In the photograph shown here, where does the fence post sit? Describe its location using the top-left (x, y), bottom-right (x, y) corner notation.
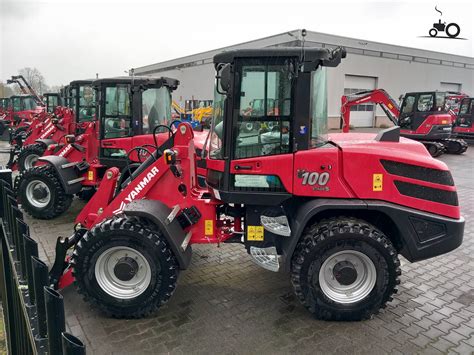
top-left (23, 235), bottom-right (38, 305)
top-left (32, 256), bottom-right (48, 339)
top-left (62, 332), bottom-right (86, 355)
top-left (45, 286), bottom-right (66, 355)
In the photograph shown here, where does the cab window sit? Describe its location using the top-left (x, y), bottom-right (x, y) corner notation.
top-left (417, 94), bottom-right (434, 112)
top-left (141, 87), bottom-right (171, 134)
top-left (78, 85), bottom-right (96, 121)
top-left (103, 85), bottom-right (132, 139)
top-left (12, 97), bottom-right (22, 112)
top-left (459, 99), bottom-right (472, 115)
top-left (401, 95), bottom-right (415, 114)
top-left (234, 59), bottom-right (294, 159)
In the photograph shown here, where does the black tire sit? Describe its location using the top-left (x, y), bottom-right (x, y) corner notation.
top-left (17, 143), bottom-right (46, 172)
top-left (429, 28), bottom-right (437, 37)
top-left (17, 165), bottom-right (73, 219)
top-left (72, 216), bottom-right (179, 318)
top-left (446, 23), bottom-right (460, 38)
top-left (291, 217), bottom-right (400, 321)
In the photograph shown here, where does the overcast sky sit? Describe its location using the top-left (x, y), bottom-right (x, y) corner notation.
top-left (1, 0), bottom-right (472, 87)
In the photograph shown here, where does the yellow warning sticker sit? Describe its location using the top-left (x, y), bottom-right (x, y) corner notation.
top-left (373, 174), bottom-right (383, 191)
top-left (247, 225), bottom-right (264, 241)
top-left (205, 220), bottom-right (213, 235)
top-left (88, 170), bottom-right (94, 181)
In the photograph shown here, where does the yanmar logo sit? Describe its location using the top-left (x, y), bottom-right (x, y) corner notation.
top-left (39, 123), bottom-right (55, 139)
top-left (58, 144), bottom-right (73, 157)
top-left (113, 166), bottom-right (160, 214)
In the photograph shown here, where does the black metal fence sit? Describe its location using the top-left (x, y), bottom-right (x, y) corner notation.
top-left (0, 167), bottom-right (86, 354)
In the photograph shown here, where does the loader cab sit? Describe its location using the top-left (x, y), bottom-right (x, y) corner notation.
top-left (44, 93), bottom-right (61, 113)
top-left (456, 97), bottom-right (473, 128)
top-left (399, 91), bottom-right (447, 131)
top-left (207, 47), bottom-right (346, 204)
top-left (94, 76), bottom-right (178, 167)
top-left (68, 80), bottom-right (96, 122)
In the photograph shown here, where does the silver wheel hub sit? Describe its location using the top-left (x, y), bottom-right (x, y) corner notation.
top-left (24, 154), bottom-right (39, 170)
top-left (25, 180), bottom-right (51, 208)
top-left (319, 250), bottom-right (376, 304)
top-left (95, 246), bottom-right (152, 299)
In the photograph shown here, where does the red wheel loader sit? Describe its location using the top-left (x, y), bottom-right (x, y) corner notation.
top-left (7, 80), bottom-right (95, 172)
top-left (17, 76), bottom-right (208, 219)
top-left (340, 89), bottom-right (468, 157)
top-left (46, 47), bottom-right (463, 321)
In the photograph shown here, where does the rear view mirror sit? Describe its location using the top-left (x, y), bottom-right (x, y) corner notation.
top-left (218, 64), bottom-right (231, 94)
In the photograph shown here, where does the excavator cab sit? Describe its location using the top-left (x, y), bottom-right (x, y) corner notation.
top-left (457, 97), bottom-right (473, 127)
top-left (398, 91), bottom-right (452, 139)
top-left (207, 47), bottom-right (345, 203)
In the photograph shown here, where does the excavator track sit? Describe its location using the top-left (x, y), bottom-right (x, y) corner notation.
top-left (440, 138), bottom-right (468, 155)
top-left (420, 141), bottom-right (446, 157)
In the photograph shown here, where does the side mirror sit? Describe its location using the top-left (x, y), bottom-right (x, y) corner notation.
top-left (218, 64), bottom-right (231, 94)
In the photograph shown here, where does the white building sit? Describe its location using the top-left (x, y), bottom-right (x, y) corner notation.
top-left (134, 29), bottom-right (474, 128)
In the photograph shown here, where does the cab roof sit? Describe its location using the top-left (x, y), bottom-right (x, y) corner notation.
top-left (213, 47), bottom-right (346, 67)
top-left (92, 76), bottom-right (179, 90)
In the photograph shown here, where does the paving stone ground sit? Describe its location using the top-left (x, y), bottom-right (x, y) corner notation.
top-left (1, 138), bottom-right (473, 354)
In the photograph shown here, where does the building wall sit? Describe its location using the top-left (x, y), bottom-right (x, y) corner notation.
top-left (137, 30), bottom-right (473, 129)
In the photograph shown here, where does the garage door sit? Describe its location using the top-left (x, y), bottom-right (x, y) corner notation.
top-left (344, 75), bottom-right (377, 127)
top-left (440, 82), bottom-right (461, 92)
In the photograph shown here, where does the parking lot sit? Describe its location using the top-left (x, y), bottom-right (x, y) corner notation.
top-left (1, 138), bottom-right (473, 355)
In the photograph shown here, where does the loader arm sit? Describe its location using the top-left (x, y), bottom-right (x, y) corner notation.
top-left (341, 89), bottom-right (400, 132)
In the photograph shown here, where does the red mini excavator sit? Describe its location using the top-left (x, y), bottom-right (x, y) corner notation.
top-left (340, 89), bottom-right (468, 157)
top-left (452, 97), bottom-right (474, 143)
top-left (46, 47), bottom-right (463, 322)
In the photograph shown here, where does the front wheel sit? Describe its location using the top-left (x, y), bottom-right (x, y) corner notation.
top-left (429, 28), bottom-right (438, 37)
top-left (72, 216), bottom-right (179, 318)
top-left (17, 165), bottom-right (73, 219)
top-left (291, 217), bottom-right (400, 321)
top-left (17, 143), bottom-right (46, 172)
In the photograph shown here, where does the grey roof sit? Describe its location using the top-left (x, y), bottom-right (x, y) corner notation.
top-left (134, 29), bottom-right (474, 75)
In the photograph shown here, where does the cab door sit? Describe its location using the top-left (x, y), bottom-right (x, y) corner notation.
top-left (99, 85), bottom-right (134, 168)
top-left (399, 94), bottom-right (417, 131)
top-left (226, 59), bottom-right (295, 204)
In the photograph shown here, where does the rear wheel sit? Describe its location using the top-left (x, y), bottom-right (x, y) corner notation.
top-left (17, 143), bottom-right (46, 171)
top-left (17, 165), bottom-right (73, 219)
top-left (72, 216), bottom-right (179, 318)
top-left (291, 217), bottom-right (400, 321)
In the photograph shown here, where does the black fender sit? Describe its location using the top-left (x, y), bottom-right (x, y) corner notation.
top-left (280, 199), bottom-right (367, 272)
top-left (280, 198), bottom-right (464, 272)
top-left (35, 138), bottom-right (56, 148)
top-left (37, 156), bottom-right (82, 195)
top-left (123, 200), bottom-right (192, 270)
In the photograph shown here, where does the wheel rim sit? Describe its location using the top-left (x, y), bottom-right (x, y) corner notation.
top-left (95, 246), bottom-right (152, 299)
top-left (24, 154), bottom-right (39, 170)
top-left (319, 250), bottom-right (376, 304)
top-left (245, 122), bottom-right (254, 132)
top-left (25, 180), bottom-right (51, 208)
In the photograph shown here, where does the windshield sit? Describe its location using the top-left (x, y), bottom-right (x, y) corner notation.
top-left (142, 86), bottom-right (172, 134)
top-left (78, 85), bottom-right (96, 121)
top-left (12, 97), bottom-right (22, 112)
top-left (0, 98), bottom-right (9, 109)
top-left (102, 85), bottom-right (132, 139)
top-left (68, 87), bottom-right (76, 109)
top-left (47, 95), bottom-right (59, 113)
top-left (310, 67), bottom-right (328, 147)
top-left (23, 97), bottom-right (37, 110)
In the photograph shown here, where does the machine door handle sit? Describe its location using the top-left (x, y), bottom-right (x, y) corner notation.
top-left (234, 165), bottom-right (252, 171)
top-left (103, 142), bottom-right (115, 147)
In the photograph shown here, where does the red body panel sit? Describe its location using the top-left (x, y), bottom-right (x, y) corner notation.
top-left (401, 113), bottom-right (452, 135)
